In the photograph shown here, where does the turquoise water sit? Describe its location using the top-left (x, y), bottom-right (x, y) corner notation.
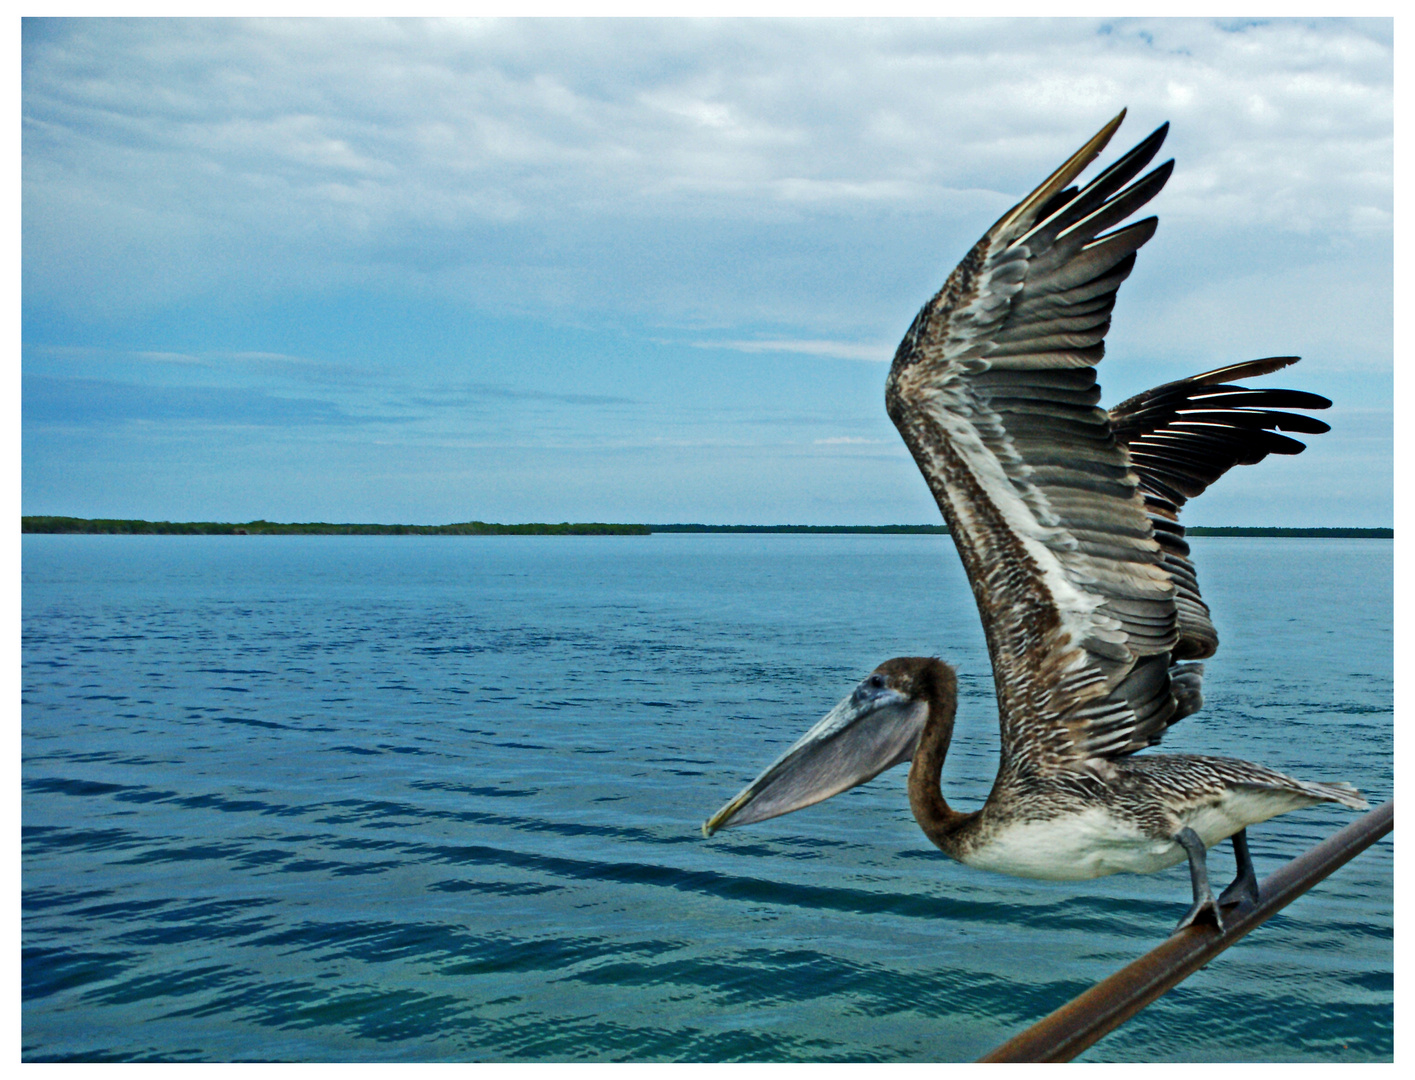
top-left (21, 534), bottom-right (1392, 1061)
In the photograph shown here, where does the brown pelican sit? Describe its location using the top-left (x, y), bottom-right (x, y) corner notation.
top-left (702, 111), bottom-right (1366, 933)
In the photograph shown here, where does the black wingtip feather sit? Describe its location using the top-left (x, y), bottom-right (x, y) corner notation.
top-left (1032, 123), bottom-right (1172, 243)
top-left (1191, 356), bottom-right (1303, 385)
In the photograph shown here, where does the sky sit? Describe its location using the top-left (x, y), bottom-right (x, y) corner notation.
top-left (21, 16), bottom-right (1393, 526)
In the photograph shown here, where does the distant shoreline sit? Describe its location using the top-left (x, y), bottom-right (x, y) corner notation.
top-left (19, 516), bottom-right (1394, 538)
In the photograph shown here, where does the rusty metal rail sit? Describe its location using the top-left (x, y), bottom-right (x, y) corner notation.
top-left (979, 800), bottom-right (1394, 1063)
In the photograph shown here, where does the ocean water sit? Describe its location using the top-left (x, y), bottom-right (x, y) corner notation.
top-left (21, 534), bottom-right (1392, 1062)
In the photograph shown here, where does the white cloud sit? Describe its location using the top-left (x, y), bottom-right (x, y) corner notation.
top-left (698, 339), bottom-right (893, 362)
top-left (23, 18), bottom-right (1392, 328)
top-left (135, 350), bottom-right (207, 365)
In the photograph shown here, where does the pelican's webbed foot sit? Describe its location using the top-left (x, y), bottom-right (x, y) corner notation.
top-left (1172, 827), bottom-right (1223, 934)
top-left (1217, 827), bottom-right (1261, 908)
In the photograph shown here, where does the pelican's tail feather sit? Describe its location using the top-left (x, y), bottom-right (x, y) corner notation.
top-left (1296, 779), bottom-right (1369, 811)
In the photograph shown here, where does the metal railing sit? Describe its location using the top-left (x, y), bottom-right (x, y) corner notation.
top-left (979, 800), bottom-right (1394, 1063)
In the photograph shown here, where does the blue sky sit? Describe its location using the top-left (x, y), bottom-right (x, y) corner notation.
top-left (22, 17), bottom-right (1392, 526)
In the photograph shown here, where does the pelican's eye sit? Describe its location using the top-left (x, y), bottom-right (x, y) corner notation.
top-left (853, 672), bottom-right (890, 706)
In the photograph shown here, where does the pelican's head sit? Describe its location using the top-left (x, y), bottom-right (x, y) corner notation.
top-left (701, 657), bottom-right (955, 837)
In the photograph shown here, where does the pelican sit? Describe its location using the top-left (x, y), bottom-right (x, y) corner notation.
top-left (702, 111), bottom-right (1366, 933)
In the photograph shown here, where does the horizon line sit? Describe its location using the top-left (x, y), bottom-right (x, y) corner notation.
top-left (19, 516), bottom-right (1395, 539)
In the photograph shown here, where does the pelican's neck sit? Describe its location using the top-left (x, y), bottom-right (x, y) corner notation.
top-left (906, 665), bottom-right (974, 858)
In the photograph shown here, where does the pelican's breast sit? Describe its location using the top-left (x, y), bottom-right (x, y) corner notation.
top-left (959, 808), bottom-right (1188, 881)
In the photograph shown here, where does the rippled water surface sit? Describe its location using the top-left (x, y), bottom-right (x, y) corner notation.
top-left (22, 534), bottom-right (1392, 1062)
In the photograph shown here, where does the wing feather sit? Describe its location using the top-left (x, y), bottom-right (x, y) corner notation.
top-left (884, 117), bottom-right (1333, 771)
top-left (1109, 356), bottom-right (1332, 661)
top-left (886, 114), bottom-right (1178, 774)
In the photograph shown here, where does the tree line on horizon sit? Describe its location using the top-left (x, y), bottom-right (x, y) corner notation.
top-left (19, 516), bottom-right (650, 536)
top-left (19, 516), bottom-right (1393, 539)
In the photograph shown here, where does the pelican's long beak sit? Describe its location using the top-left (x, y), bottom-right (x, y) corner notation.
top-left (701, 683), bottom-right (926, 837)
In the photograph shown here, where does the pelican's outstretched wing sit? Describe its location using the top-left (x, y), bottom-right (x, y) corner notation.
top-left (885, 112), bottom-right (1181, 773)
top-left (1109, 357), bottom-right (1332, 659)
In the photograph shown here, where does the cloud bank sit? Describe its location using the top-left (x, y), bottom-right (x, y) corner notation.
top-left (25, 19), bottom-right (1391, 324)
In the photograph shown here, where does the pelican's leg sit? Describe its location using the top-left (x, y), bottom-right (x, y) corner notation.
top-left (1217, 828), bottom-right (1261, 908)
top-left (1172, 827), bottom-right (1223, 934)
